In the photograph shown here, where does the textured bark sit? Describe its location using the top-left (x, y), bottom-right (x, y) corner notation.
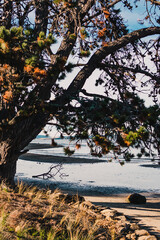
top-left (0, 112), bottom-right (48, 185)
top-left (0, 141), bottom-right (18, 186)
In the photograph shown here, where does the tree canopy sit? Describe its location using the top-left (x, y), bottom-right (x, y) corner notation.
top-left (0, 0), bottom-right (160, 184)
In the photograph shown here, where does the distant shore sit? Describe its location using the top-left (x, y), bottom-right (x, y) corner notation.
top-left (19, 152), bottom-right (107, 164)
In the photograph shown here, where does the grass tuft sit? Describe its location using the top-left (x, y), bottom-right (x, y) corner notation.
top-left (0, 181), bottom-right (144, 240)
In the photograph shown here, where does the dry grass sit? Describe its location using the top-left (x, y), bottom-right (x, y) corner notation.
top-left (0, 182), bottom-right (130, 240)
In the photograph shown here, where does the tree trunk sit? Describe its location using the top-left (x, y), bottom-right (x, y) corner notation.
top-left (0, 141), bottom-right (19, 186)
top-left (0, 113), bottom-right (49, 186)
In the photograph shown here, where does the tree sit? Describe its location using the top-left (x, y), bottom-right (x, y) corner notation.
top-left (0, 0), bottom-right (159, 186)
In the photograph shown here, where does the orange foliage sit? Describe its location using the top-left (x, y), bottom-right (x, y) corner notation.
top-left (0, 39), bottom-right (9, 52)
top-left (24, 65), bottom-right (33, 73)
top-left (3, 64), bottom-right (9, 69)
top-left (34, 67), bottom-right (47, 76)
top-left (3, 90), bottom-right (13, 102)
top-left (34, 67), bottom-right (41, 74)
top-left (100, 21), bottom-right (104, 26)
top-left (103, 9), bottom-right (110, 19)
top-left (121, 132), bottom-right (131, 146)
top-left (102, 41), bottom-right (109, 47)
top-left (33, 67), bottom-right (47, 82)
top-left (75, 144), bottom-right (81, 150)
top-left (98, 28), bottom-right (107, 38)
top-left (0, 76), bottom-right (3, 84)
top-left (80, 32), bottom-right (86, 40)
top-left (124, 140), bottom-right (131, 146)
top-left (13, 47), bottom-right (21, 52)
top-left (24, 65), bottom-right (47, 82)
top-left (40, 69), bottom-right (47, 76)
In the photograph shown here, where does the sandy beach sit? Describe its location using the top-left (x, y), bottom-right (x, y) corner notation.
top-left (19, 143), bottom-right (160, 238)
top-left (84, 193), bottom-right (160, 238)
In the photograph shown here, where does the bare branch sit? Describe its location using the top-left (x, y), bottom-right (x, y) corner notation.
top-left (98, 62), bottom-right (160, 82)
top-left (81, 89), bottom-right (118, 102)
top-left (32, 163), bottom-right (68, 180)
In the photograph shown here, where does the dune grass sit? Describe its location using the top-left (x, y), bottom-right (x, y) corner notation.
top-left (0, 181), bottom-right (119, 240)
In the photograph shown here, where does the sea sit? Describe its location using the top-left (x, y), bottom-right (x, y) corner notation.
top-left (16, 135), bottom-right (160, 195)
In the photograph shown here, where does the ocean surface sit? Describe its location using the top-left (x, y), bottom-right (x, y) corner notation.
top-left (16, 135), bottom-right (160, 195)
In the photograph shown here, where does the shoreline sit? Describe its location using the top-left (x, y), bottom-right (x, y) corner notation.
top-left (18, 144), bottom-right (160, 237)
top-left (85, 193), bottom-right (160, 238)
top-left (15, 177), bottom-right (160, 238)
top-left (19, 152), bottom-right (108, 164)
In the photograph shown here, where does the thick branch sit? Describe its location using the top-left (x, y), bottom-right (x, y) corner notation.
top-left (19, 2), bottom-right (33, 26)
top-left (67, 27), bottom-right (160, 94)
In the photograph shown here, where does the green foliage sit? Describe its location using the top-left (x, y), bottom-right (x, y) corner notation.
top-left (123, 152), bottom-right (134, 161)
top-left (22, 41), bottom-right (28, 49)
top-left (125, 131), bottom-right (138, 144)
top-left (0, 26), bottom-right (10, 41)
top-left (24, 28), bottom-right (32, 36)
top-left (69, 33), bottom-right (76, 40)
top-left (80, 27), bottom-right (89, 39)
top-left (25, 56), bottom-right (39, 67)
top-left (39, 31), bottom-right (46, 40)
top-left (65, 62), bottom-right (74, 73)
top-left (80, 50), bottom-right (90, 57)
top-left (63, 147), bottom-right (75, 156)
top-left (46, 33), bottom-right (56, 44)
top-left (10, 26), bottom-right (23, 37)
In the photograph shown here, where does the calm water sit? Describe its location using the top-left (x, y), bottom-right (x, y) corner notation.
top-left (16, 136), bottom-right (160, 195)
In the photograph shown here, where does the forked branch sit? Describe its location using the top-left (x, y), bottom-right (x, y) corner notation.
top-left (32, 163), bottom-right (68, 180)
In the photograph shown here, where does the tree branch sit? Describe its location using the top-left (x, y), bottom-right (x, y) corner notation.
top-left (147, 0), bottom-right (160, 6)
top-left (98, 62), bottom-right (160, 82)
top-left (108, 0), bottom-right (122, 8)
top-left (32, 163), bottom-right (68, 180)
top-left (66, 27), bottom-right (160, 94)
top-left (81, 89), bottom-right (118, 102)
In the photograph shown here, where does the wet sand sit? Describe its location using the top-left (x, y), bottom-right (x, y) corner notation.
top-left (24, 143), bottom-right (63, 150)
top-left (19, 152), bottom-right (107, 163)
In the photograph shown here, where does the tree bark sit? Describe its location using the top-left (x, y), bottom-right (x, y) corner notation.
top-left (0, 141), bottom-right (18, 186)
top-left (0, 112), bottom-right (48, 186)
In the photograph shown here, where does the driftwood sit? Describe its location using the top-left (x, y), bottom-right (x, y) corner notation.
top-left (32, 163), bottom-right (68, 180)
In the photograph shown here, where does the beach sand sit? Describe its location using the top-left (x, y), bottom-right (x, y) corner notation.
top-left (84, 193), bottom-right (160, 238)
top-left (20, 143), bottom-right (160, 238)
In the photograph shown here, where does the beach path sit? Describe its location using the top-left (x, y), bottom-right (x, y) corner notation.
top-left (85, 193), bottom-right (160, 238)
